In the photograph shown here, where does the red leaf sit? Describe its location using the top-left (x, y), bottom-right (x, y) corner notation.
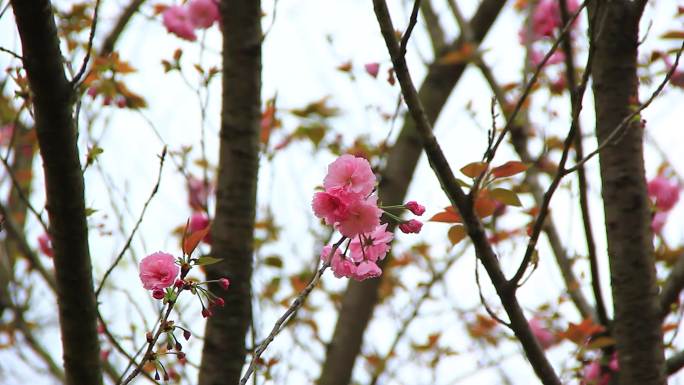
top-left (429, 206), bottom-right (462, 223)
top-left (183, 226), bottom-right (210, 255)
top-left (460, 161), bottom-right (488, 178)
top-left (491, 161), bottom-right (528, 178)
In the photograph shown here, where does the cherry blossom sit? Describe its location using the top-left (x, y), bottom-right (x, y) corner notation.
top-left (187, 0), bottom-right (219, 29)
top-left (399, 219), bottom-right (423, 234)
top-left (162, 5), bottom-right (197, 41)
top-left (349, 223), bottom-right (393, 262)
top-left (139, 252), bottom-right (180, 291)
top-left (323, 154), bottom-right (376, 197)
top-left (529, 317), bottom-right (556, 349)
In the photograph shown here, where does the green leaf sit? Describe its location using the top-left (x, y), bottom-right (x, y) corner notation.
top-left (196, 256), bottom-right (222, 266)
top-left (489, 188), bottom-right (522, 207)
top-left (85, 207), bottom-right (98, 216)
top-left (264, 255), bottom-right (283, 268)
top-left (455, 178), bottom-right (471, 188)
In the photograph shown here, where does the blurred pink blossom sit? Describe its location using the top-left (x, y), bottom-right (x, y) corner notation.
top-left (162, 5), bottom-right (197, 41)
top-left (187, 0), bottom-right (219, 29)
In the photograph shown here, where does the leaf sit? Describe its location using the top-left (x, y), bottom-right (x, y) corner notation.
top-left (429, 206), bottom-right (462, 223)
top-left (460, 162), bottom-right (488, 178)
top-left (455, 178), bottom-right (471, 188)
top-left (661, 30), bottom-right (684, 39)
top-left (264, 255), bottom-right (283, 268)
top-left (558, 318), bottom-right (605, 345)
top-left (183, 225), bottom-right (210, 255)
top-left (196, 256), bottom-right (222, 266)
top-left (474, 195), bottom-right (497, 218)
top-left (491, 161), bottom-right (528, 178)
top-left (448, 225), bottom-right (467, 245)
top-left (489, 188), bottom-right (523, 207)
top-left (437, 43), bottom-right (476, 65)
top-left (85, 207), bottom-right (98, 217)
top-left (585, 336), bottom-right (616, 350)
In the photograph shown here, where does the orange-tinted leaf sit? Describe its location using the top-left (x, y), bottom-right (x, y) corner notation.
top-left (585, 336), bottom-right (616, 350)
top-left (558, 318), bottom-right (605, 345)
top-left (460, 161), bottom-right (488, 178)
top-left (663, 323), bottom-right (679, 333)
top-left (661, 30), bottom-right (684, 39)
top-left (491, 161), bottom-right (528, 178)
top-left (437, 43), bottom-right (476, 65)
top-left (183, 225), bottom-right (210, 255)
top-left (429, 207), bottom-right (462, 223)
top-left (448, 225), bottom-right (467, 245)
top-left (474, 195), bottom-right (497, 218)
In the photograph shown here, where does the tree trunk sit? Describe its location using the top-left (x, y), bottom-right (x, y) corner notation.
top-left (589, 2), bottom-right (665, 384)
top-left (197, 1), bottom-right (261, 384)
top-left (10, 1), bottom-right (103, 384)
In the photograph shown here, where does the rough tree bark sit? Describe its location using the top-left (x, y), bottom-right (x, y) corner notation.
top-left (10, 1), bottom-right (103, 385)
top-left (197, 1), bottom-right (261, 384)
top-left (318, 1), bottom-right (505, 384)
top-left (588, 1), bottom-right (665, 384)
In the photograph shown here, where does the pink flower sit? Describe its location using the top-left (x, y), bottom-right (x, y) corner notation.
top-left (405, 201), bottom-right (425, 216)
top-left (187, 0), bottom-right (219, 29)
top-left (312, 189), bottom-right (352, 225)
top-left (38, 233), bottom-right (53, 257)
top-left (152, 289), bottom-right (165, 300)
top-left (352, 261), bottom-right (382, 281)
top-left (529, 317), bottom-right (555, 349)
top-left (139, 252), bottom-right (179, 290)
top-left (648, 175), bottom-right (680, 212)
top-left (331, 253), bottom-right (356, 278)
top-left (162, 5), bottom-right (197, 41)
top-left (399, 219), bottom-right (423, 234)
top-left (652, 211), bottom-right (668, 234)
top-left (531, 0), bottom-right (579, 40)
top-left (188, 176), bottom-right (211, 211)
top-left (336, 196), bottom-right (381, 238)
top-left (323, 154), bottom-right (376, 197)
top-left (364, 62), bottom-right (380, 78)
top-left (218, 277), bottom-right (230, 289)
top-left (349, 223), bottom-right (393, 262)
top-left (189, 212), bottom-right (212, 244)
top-left (320, 244), bottom-right (343, 264)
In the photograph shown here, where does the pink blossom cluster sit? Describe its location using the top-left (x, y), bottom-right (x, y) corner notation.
top-left (647, 173), bottom-right (680, 234)
top-left (312, 155), bottom-right (424, 281)
top-left (582, 353), bottom-right (618, 385)
top-left (520, 0), bottom-right (579, 68)
top-left (139, 252), bottom-right (180, 298)
top-left (162, 0), bottom-right (220, 41)
top-left (187, 176), bottom-right (212, 244)
top-left (529, 316), bottom-right (557, 349)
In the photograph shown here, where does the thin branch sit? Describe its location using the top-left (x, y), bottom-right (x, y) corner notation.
top-left (96, 146), bottom-right (167, 297)
top-left (371, 1), bottom-right (561, 383)
top-left (399, 0), bottom-right (422, 57)
top-left (72, 0), bottom-right (102, 86)
top-left (100, 0), bottom-right (146, 55)
top-left (557, 0), bottom-right (609, 327)
top-left (485, 1), bottom-right (587, 165)
top-left (14, 312), bottom-right (65, 381)
top-left (0, 154), bottom-right (49, 234)
top-left (419, 0), bottom-right (446, 54)
top-left (563, 40), bottom-right (684, 174)
top-left (0, 46), bottom-right (22, 60)
top-left (239, 237), bottom-right (345, 385)
top-left (509, 27), bottom-right (596, 286)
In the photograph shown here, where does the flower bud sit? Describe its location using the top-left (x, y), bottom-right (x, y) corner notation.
top-left (146, 332), bottom-right (153, 343)
top-left (214, 297), bottom-right (225, 307)
top-left (404, 201), bottom-right (425, 216)
top-left (183, 329), bottom-right (192, 340)
top-left (399, 219), bottom-right (423, 234)
top-left (219, 277), bottom-right (230, 290)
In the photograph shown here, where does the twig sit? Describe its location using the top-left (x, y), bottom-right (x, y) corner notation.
top-left (0, 46), bottom-right (22, 60)
top-left (239, 237), bottom-right (345, 385)
top-left (96, 146), bottom-right (166, 297)
top-left (557, 0), bottom-right (609, 327)
top-left (399, 0), bottom-right (422, 57)
top-left (372, 0), bottom-right (561, 383)
top-left (563, 40), bottom-right (684, 175)
top-left (72, 0), bottom-right (102, 87)
top-left (485, 1), bottom-right (587, 164)
top-left (100, 0), bottom-right (147, 55)
top-left (0, 154), bottom-right (49, 234)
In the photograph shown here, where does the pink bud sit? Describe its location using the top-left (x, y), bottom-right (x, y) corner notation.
top-left (201, 308), bottom-right (213, 318)
top-left (183, 329), bottom-right (192, 340)
top-left (87, 87), bottom-right (98, 98)
top-left (214, 297), bottom-right (225, 307)
top-left (404, 201), bottom-right (425, 216)
top-left (364, 62), bottom-right (380, 78)
top-left (399, 219), bottom-right (423, 234)
top-left (219, 277), bottom-right (230, 290)
top-left (175, 279), bottom-right (184, 288)
top-left (177, 352), bottom-right (186, 360)
top-left (38, 233), bottom-right (54, 257)
top-left (152, 289), bottom-right (165, 300)
top-left (146, 332), bottom-right (153, 343)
